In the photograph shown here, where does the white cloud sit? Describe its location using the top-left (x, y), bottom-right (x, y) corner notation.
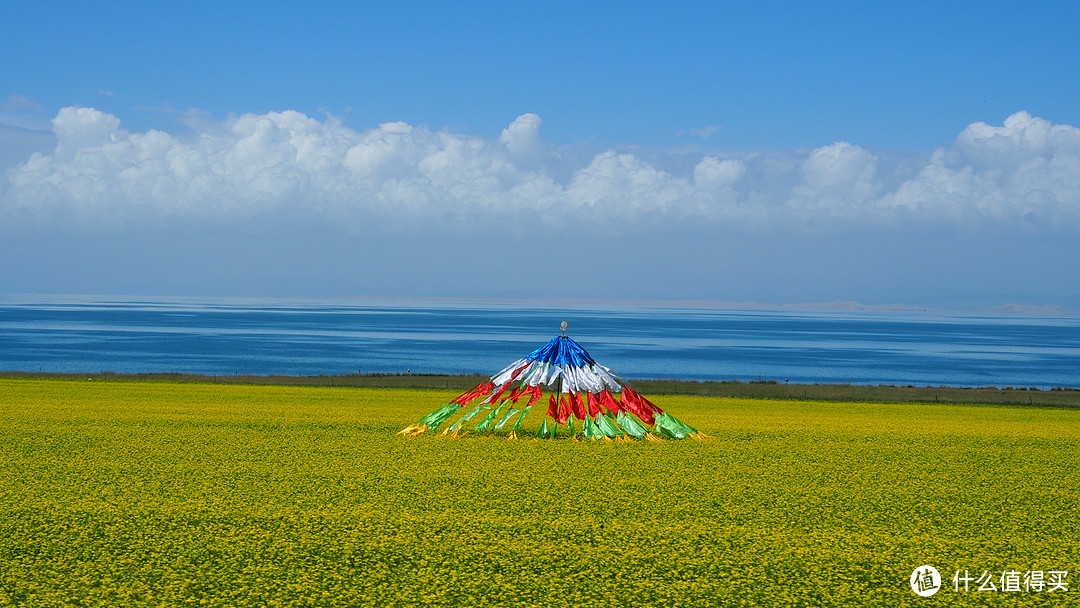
top-left (880, 112), bottom-right (1080, 228)
top-left (786, 142), bottom-right (881, 223)
top-left (694, 156), bottom-right (745, 189)
top-left (3, 108), bottom-right (1080, 236)
top-left (499, 113), bottom-right (549, 168)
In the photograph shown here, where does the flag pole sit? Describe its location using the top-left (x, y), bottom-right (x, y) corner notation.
top-left (551, 319), bottom-right (567, 439)
top-left (552, 375), bottom-right (561, 439)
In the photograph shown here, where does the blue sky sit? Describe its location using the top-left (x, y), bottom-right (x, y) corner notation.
top-left (3, 1), bottom-right (1080, 309)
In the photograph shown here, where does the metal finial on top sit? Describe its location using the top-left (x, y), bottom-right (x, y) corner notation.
top-left (560, 319), bottom-right (567, 336)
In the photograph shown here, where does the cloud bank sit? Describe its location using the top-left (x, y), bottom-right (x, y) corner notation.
top-left (3, 108), bottom-right (1080, 235)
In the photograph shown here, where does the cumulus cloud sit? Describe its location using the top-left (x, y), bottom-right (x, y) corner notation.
top-left (786, 142), bottom-right (881, 222)
top-left (499, 113), bottom-right (549, 168)
top-left (878, 112), bottom-right (1080, 228)
top-left (3, 108), bottom-right (1080, 235)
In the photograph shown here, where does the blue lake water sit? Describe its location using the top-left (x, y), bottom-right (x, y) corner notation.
top-left (1, 295), bottom-right (1078, 388)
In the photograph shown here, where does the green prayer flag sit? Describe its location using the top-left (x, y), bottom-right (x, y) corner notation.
top-left (511, 406), bottom-right (531, 432)
top-left (654, 415), bottom-right (677, 439)
top-left (535, 419), bottom-right (551, 439)
top-left (615, 411), bottom-right (648, 438)
top-left (493, 408), bottom-right (520, 431)
top-left (596, 413), bottom-right (623, 438)
top-left (664, 412), bottom-right (697, 437)
top-left (447, 404), bottom-right (485, 432)
top-left (473, 403), bottom-right (505, 432)
top-left (652, 411), bottom-right (696, 439)
top-left (416, 403), bottom-right (460, 430)
top-left (582, 415), bottom-right (595, 438)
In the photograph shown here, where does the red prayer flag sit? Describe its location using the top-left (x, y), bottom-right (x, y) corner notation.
top-left (509, 362), bottom-right (530, 382)
top-left (621, 389), bottom-right (655, 425)
top-left (453, 380), bottom-right (494, 405)
top-left (525, 385), bottom-right (543, 408)
top-left (492, 382), bottom-right (513, 402)
top-left (556, 394), bottom-right (571, 425)
top-left (507, 386), bottom-right (523, 403)
top-left (570, 391), bottom-right (586, 421)
top-left (639, 392), bottom-right (663, 414)
top-left (585, 393), bottom-right (600, 418)
top-left (598, 389), bottom-right (623, 415)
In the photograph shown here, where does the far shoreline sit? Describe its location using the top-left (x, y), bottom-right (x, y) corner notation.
top-left (4, 370), bottom-right (1078, 409)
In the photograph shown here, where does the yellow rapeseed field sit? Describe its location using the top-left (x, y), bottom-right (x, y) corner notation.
top-left (1, 377), bottom-right (1077, 606)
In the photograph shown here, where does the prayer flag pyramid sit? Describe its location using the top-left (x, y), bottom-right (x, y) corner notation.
top-left (398, 330), bottom-right (704, 441)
